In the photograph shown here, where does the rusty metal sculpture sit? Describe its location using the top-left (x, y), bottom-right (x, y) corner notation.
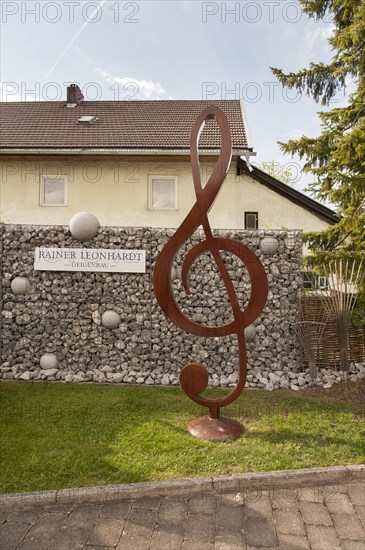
top-left (153, 106), bottom-right (268, 441)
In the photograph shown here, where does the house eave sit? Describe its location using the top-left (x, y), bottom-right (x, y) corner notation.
top-left (238, 158), bottom-right (339, 225)
top-left (0, 147), bottom-right (251, 157)
top-left (239, 100), bottom-right (254, 149)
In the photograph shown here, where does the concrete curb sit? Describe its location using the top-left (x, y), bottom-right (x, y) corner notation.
top-left (1, 464), bottom-right (363, 509)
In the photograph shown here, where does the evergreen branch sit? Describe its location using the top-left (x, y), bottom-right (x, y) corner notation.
top-left (270, 62), bottom-right (346, 105)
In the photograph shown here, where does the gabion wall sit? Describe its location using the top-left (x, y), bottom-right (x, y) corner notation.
top-left (0, 224), bottom-right (303, 389)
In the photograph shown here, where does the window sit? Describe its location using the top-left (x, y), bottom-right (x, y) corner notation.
top-left (302, 271), bottom-right (313, 290)
top-left (317, 276), bottom-right (328, 290)
top-left (301, 272), bottom-right (329, 291)
top-left (148, 176), bottom-right (177, 210)
top-left (78, 115), bottom-right (98, 124)
top-left (40, 176), bottom-right (67, 206)
top-left (244, 212), bottom-right (258, 229)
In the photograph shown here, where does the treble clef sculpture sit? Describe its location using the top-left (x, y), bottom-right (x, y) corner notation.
top-left (153, 106), bottom-right (268, 441)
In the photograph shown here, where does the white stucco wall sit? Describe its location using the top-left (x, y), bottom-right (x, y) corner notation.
top-left (0, 157), bottom-right (330, 234)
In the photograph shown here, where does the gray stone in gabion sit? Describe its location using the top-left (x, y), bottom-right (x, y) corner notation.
top-left (244, 325), bottom-right (256, 340)
top-left (92, 311), bottom-right (101, 325)
top-left (11, 277), bottom-right (31, 295)
top-left (101, 311), bottom-right (121, 328)
top-left (101, 365), bottom-right (112, 373)
top-left (39, 354), bottom-right (59, 370)
top-left (69, 212), bottom-right (100, 241)
top-left (41, 368), bottom-right (58, 377)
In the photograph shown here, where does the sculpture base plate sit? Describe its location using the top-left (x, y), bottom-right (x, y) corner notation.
top-left (187, 416), bottom-right (244, 442)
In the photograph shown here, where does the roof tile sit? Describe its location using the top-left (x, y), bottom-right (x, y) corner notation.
top-left (0, 100), bottom-right (249, 151)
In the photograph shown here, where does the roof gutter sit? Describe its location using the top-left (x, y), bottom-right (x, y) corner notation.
top-left (0, 148), bottom-right (251, 156)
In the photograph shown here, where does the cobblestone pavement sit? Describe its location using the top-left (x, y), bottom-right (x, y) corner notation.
top-left (1, 476), bottom-right (364, 549)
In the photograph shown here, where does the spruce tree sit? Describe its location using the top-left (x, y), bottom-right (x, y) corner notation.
top-left (271, 0), bottom-right (365, 323)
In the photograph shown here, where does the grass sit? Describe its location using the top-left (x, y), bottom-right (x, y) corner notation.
top-left (0, 381), bottom-right (364, 494)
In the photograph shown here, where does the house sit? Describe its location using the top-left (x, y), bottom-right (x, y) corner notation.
top-left (0, 84), bottom-right (337, 234)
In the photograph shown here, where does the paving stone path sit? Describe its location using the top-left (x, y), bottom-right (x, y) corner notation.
top-left (1, 477), bottom-right (364, 549)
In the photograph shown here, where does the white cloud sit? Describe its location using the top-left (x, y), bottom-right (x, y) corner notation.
top-left (96, 68), bottom-right (173, 100)
top-left (306, 24), bottom-right (335, 44)
top-left (0, 83), bottom-right (22, 101)
top-left (297, 22), bottom-right (335, 65)
top-left (0, 82), bottom-right (44, 102)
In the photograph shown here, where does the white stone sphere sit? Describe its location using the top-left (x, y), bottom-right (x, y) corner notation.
top-left (260, 236), bottom-right (279, 255)
top-left (40, 354), bottom-right (59, 369)
top-left (69, 212), bottom-right (100, 241)
top-left (101, 310), bottom-right (121, 328)
top-left (11, 277), bottom-right (31, 295)
top-left (244, 325), bottom-right (256, 341)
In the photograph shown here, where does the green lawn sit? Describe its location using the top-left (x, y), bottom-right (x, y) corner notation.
top-left (0, 381), bottom-right (364, 494)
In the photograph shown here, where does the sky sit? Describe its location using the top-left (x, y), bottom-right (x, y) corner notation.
top-left (0, 0), bottom-right (350, 194)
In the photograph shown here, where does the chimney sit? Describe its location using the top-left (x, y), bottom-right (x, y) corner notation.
top-left (66, 84), bottom-right (84, 107)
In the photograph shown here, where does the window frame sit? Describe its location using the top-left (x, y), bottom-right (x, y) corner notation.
top-left (40, 175), bottom-right (67, 207)
top-left (302, 271), bottom-right (313, 290)
top-left (244, 211), bottom-right (258, 230)
top-left (301, 271), bottom-right (329, 291)
top-left (148, 175), bottom-right (178, 211)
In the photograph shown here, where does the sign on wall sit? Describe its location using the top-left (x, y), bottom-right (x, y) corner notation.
top-left (34, 247), bottom-right (146, 273)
